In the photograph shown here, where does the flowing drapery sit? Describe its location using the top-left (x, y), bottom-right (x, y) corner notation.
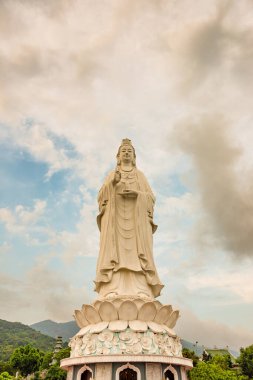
top-left (95, 168), bottom-right (163, 298)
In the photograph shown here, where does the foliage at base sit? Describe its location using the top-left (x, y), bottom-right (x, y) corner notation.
top-left (182, 348), bottom-right (199, 367)
top-left (189, 361), bottom-right (248, 380)
top-left (10, 345), bottom-right (44, 377)
top-left (44, 365), bottom-right (66, 380)
top-left (237, 345), bottom-right (253, 379)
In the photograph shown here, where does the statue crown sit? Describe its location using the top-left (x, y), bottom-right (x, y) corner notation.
top-left (122, 138), bottom-right (132, 146)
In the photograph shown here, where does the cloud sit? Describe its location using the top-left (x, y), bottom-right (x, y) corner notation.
top-left (173, 115), bottom-right (253, 259)
top-left (0, 264), bottom-right (88, 324)
top-left (187, 267), bottom-right (253, 304)
top-left (1, 0), bottom-right (252, 188)
top-left (177, 308), bottom-right (253, 351)
top-left (0, 242), bottom-right (11, 255)
top-left (0, 199), bottom-right (46, 235)
top-left (154, 192), bottom-right (200, 255)
top-left (170, 0), bottom-right (253, 97)
top-left (47, 185), bottom-right (99, 261)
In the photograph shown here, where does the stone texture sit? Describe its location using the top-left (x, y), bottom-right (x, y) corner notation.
top-left (95, 139), bottom-right (163, 299)
top-left (69, 327), bottom-right (182, 357)
top-left (95, 363), bottom-right (112, 380)
top-left (74, 299), bottom-right (179, 328)
top-left (146, 363), bottom-right (162, 380)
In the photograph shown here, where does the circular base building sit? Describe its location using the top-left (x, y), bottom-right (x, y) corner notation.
top-left (61, 297), bottom-right (193, 380)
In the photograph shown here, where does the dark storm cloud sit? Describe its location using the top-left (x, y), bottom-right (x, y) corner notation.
top-left (174, 116), bottom-right (253, 259)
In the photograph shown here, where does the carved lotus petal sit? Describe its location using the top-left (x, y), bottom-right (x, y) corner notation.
top-left (99, 301), bottom-right (118, 321)
top-left (109, 320), bottom-right (128, 332)
top-left (112, 298), bottom-right (123, 309)
top-left (166, 310), bottom-right (180, 328)
top-left (118, 301), bottom-right (138, 321)
top-left (138, 302), bottom-right (157, 321)
top-left (154, 300), bottom-right (163, 309)
top-left (80, 305), bottom-right (89, 325)
top-left (98, 329), bottom-right (114, 342)
top-left (129, 320), bottom-right (147, 332)
top-left (84, 305), bottom-right (102, 324)
top-left (93, 300), bottom-right (102, 311)
top-left (89, 321), bottom-right (109, 333)
top-left (82, 333), bottom-right (93, 344)
top-left (134, 299), bottom-right (145, 310)
top-left (76, 325), bottom-right (91, 336)
top-left (161, 345), bottom-right (172, 355)
top-left (119, 329), bottom-right (136, 342)
top-left (154, 305), bottom-right (173, 324)
top-left (126, 342), bottom-right (142, 355)
top-left (154, 333), bottom-right (165, 347)
top-left (141, 336), bottom-right (152, 351)
top-left (74, 337), bottom-right (83, 348)
top-left (104, 340), bottom-right (113, 348)
top-left (74, 310), bottom-right (89, 328)
top-left (147, 321), bottom-right (165, 333)
top-left (128, 335), bottom-right (139, 345)
top-left (83, 340), bottom-right (96, 355)
top-left (161, 325), bottom-right (176, 337)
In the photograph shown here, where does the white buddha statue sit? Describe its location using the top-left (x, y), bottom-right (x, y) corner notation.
top-left (95, 139), bottom-right (163, 300)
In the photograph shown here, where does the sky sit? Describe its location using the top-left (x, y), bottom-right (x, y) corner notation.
top-left (0, 0), bottom-right (253, 352)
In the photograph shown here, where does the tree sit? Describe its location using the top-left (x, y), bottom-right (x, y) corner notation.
top-left (0, 372), bottom-right (14, 380)
top-left (189, 361), bottom-right (247, 380)
top-left (10, 345), bottom-right (43, 377)
top-left (40, 352), bottom-right (53, 370)
top-left (0, 362), bottom-right (14, 376)
top-left (182, 348), bottom-right (199, 367)
top-left (44, 365), bottom-right (66, 380)
top-left (237, 345), bottom-right (253, 378)
top-left (33, 371), bottom-right (41, 380)
top-left (210, 354), bottom-right (233, 370)
top-left (53, 348), bottom-right (70, 365)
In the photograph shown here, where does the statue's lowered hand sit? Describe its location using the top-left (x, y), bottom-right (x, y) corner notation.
top-left (118, 189), bottom-right (138, 198)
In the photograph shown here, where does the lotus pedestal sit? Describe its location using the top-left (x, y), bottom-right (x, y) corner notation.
top-left (61, 298), bottom-right (193, 380)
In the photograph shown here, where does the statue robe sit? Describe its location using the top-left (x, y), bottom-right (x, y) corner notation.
top-left (95, 168), bottom-right (163, 299)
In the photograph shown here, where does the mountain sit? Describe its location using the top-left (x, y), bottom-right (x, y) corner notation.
top-left (0, 319), bottom-right (56, 361)
top-left (30, 320), bottom-right (79, 342)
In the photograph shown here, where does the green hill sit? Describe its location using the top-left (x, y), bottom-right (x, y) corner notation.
top-left (0, 319), bottom-right (56, 361)
top-left (30, 320), bottom-right (78, 342)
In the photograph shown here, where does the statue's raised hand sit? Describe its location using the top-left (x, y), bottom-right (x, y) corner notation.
top-left (112, 170), bottom-right (121, 186)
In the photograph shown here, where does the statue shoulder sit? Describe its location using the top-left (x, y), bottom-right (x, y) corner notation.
top-left (136, 169), bottom-right (149, 183)
top-left (98, 170), bottom-right (114, 198)
top-left (102, 170), bottom-right (115, 184)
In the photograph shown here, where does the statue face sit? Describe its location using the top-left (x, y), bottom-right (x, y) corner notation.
top-left (119, 145), bottom-right (134, 164)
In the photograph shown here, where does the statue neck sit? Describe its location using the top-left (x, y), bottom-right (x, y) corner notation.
top-left (120, 163), bottom-right (134, 172)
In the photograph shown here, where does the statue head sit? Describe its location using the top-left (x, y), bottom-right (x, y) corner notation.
top-left (116, 138), bottom-right (136, 166)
